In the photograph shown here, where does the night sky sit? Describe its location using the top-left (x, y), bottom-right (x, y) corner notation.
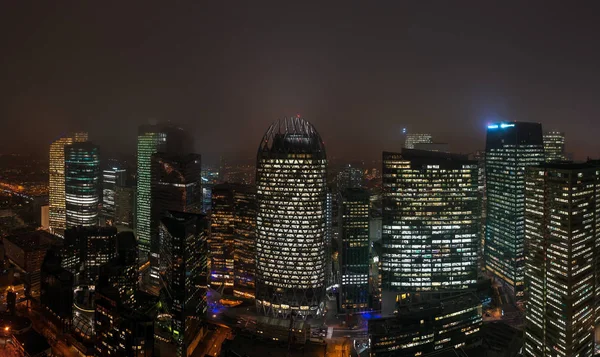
top-left (1, 2), bottom-right (600, 163)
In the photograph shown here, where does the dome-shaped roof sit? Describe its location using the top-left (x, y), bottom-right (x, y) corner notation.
top-left (258, 116), bottom-right (326, 155)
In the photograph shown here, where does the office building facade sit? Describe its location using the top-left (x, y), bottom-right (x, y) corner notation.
top-left (101, 167), bottom-right (127, 226)
top-left (150, 152), bottom-right (202, 282)
top-left (381, 150), bottom-right (479, 313)
top-left (543, 131), bottom-right (566, 162)
top-left (485, 122), bottom-right (544, 300)
top-left (64, 142), bottom-right (100, 228)
top-left (210, 184), bottom-right (236, 292)
top-left (49, 132), bottom-right (88, 235)
top-left (339, 188), bottom-right (370, 312)
top-left (159, 211), bottom-right (208, 357)
top-left (523, 163), bottom-right (598, 357)
top-left (233, 186), bottom-right (256, 299)
top-left (136, 123), bottom-right (193, 259)
top-left (404, 133), bottom-right (432, 149)
top-left (255, 117), bottom-right (327, 318)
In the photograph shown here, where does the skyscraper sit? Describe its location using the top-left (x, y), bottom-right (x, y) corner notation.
top-left (523, 163), bottom-right (597, 357)
top-left (404, 133), bottom-right (432, 149)
top-left (101, 167), bottom-right (127, 226)
top-left (232, 186), bottom-right (257, 300)
top-left (255, 117), bottom-right (327, 319)
top-left (485, 122), bottom-right (544, 301)
top-left (114, 186), bottom-right (135, 229)
top-left (543, 131), bottom-right (566, 162)
top-left (136, 123), bottom-right (193, 260)
top-left (209, 183), bottom-right (257, 298)
top-left (159, 211), bottom-right (208, 357)
top-left (65, 142), bottom-right (100, 228)
top-left (150, 152), bottom-right (201, 283)
top-left (337, 164), bottom-right (363, 192)
top-left (381, 150), bottom-right (479, 313)
top-left (49, 132), bottom-right (88, 235)
top-left (338, 188), bottom-right (370, 312)
top-left (210, 184), bottom-right (236, 292)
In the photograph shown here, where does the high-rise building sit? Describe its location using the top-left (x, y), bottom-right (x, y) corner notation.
top-left (338, 188), bottom-right (370, 312)
top-left (543, 131), bottom-right (566, 162)
top-left (114, 186), bottom-right (135, 229)
top-left (136, 123), bottom-right (193, 260)
top-left (101, 167), bottom-right (127, 226)
top-left (381, 150), bottom-right (479, 313)
top-left (369, 292), bottom-right (482, 357)
top-left (404, 133), bottom-right (432, 149)
top-left (209, 183), bottom-right (257, 299)
top-left (485, 122), bottom-right (544, 301)
top-left (150, 153), bottom-right (201, 283)
top-left (80, 226), bottom-right (118, 284)
top-left (337, 165), bottom-right (363, 192)
top-left (95, 287), bottom-right (154, 357)
top-left (49, 132), bottom-right (88, 235)
top-left (523, 163), bottom-right (598, 357)
top-left (65, 142), bottom-right (100, 228)
top-left (233, 185), bottom-right (256, 300)
top-left (159, 211), bottom-right (208, 357)
top-left (210, 184), bottom-right (236, 292)
top-left (97, 232), bottom-right (138, 308)
top-left (255, 117), bottom-right (327, 319)
top-left (40, 248), bottom-right (74, 332)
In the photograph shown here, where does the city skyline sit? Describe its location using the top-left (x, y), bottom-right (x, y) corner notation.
top-left (2, 3), bottom-right (600, 163)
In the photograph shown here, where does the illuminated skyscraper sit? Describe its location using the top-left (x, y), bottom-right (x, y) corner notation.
top-left (337, 164), bottom-right (363, 192)
top-left (210, 184), bottom-right (236, 292)
top-left (209, 183), bottom-right (257, 298)
top-left (255, 117), bottom-right (327, 318)
top-left (381, 150), bottom-right (479, 313)
top-left (404, 133), bottom-right (432, 149)
top-left (101, 167), bottom-right (127, 226)
top-left (524, 163), bottom-right (598, 357)
top-left (136, 123), bottom-right (193, 260)
top-left (150, 153), bottom-right (201, 282)
top-left (484, 122), bottom-right (544, 301)
top-left (543, 131), bottom-right (566, 162)
top-left (49, 132), bottom-right (88, 235)
top-left (65, 142), bottom-right (100, 228)
top-left (232, 186), bottom-right (256, 300)
top-left (159, 211), bottom-right (208, 357)
top-left (338, 188), bottom-right (370, 312)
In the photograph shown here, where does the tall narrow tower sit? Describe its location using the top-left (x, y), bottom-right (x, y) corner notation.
top-left (255, 117), bottom-right (327, 319)
top-left (64, 141), bottom-right (100, 228)
top-left (484, 122), bottom-right (544, 301)
top-left (136, 123), bottom-right (193, 260)
top-left (49, 132), bottom-right (88, 235)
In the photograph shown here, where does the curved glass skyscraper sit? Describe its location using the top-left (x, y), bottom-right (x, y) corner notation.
top-left (255, 117), bottom-right (327, 319)
top-left (65, 142), bottom-right (100, 228)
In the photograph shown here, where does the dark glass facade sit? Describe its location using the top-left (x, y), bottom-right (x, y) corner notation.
top-left (338, 188), bottom-right (370, 312)
top-left (159, 211), bottom-right (208, 357)
top-left (64, 142), bottom-right (100, 228)
top-left (150, 153), bottom-right (202, 282)
top-left (484, 122), bottom-right (544, 301)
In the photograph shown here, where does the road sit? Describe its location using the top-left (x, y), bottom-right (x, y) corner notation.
top-left (17, 304), bottom-right (79, 357)
top-left (192, 326), bottom-right (230, 357)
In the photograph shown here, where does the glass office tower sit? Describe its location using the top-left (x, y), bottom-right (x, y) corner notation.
top-left (381, 150), bottom-right (479, 313)
top-left (404, 133), bottom-right (432, 149)
top-left (159, 211), bottom-right (208, 357)
top-left (136, 123), bottom-right (193, 259)
top-left (524, 163), bottom-right (597, 357)
top-left (49, 132), bottom-right (88, 235)
top-left (339, 188), bottom-right (370, 312)
top-left (484, 122), bottom-right (544, 301)
top-left (101, 167), bottom-right (127, 226)
top-left (255, 117), bottom-right (327, 319)
top-left (65, 142), bottom-right (100, 228)
top-left (543, 131), bottom-right (566, 162)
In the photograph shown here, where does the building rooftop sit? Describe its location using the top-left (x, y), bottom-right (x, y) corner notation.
top-left (13, 329), bottom-right (51, 356)
top-left (4, 230), bottom-right (59, 252)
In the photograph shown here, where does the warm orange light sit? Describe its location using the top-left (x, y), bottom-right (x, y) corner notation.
top-left (4, 326), bottom-right (9, 332)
